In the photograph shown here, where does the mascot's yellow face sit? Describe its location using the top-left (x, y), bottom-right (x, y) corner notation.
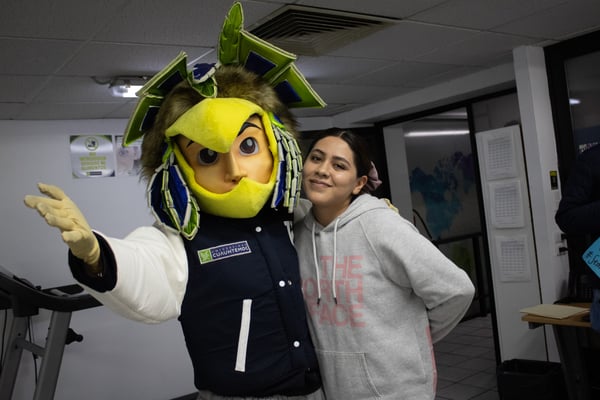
top-left (175, 114), bottom-right (273, 193)
top-left (165, 97), bottom-right (279, 218)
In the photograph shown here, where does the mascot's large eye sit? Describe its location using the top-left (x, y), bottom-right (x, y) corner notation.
top-left (239, 137), bottom-right (259, 155)
top-left (197, 148), bottom-right (219, 165)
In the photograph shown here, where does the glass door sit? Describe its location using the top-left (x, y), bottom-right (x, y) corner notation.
top-left (546, 30), bottom-right (600, 300)
top-left (402, 108), bottom-right (480, 241)
top-left (564, 50), bottom-right (600, 153)
top-left (397, 107), bottom-right (487, 318)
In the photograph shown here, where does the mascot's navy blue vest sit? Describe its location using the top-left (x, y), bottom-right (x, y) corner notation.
top-left (179, 207), bottom-right (321, 397)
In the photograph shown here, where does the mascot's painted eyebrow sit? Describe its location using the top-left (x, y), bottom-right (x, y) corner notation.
top-left (183, 118), bottom-right (261, 149)
top-left (239, 120), bottom-right (260, 134)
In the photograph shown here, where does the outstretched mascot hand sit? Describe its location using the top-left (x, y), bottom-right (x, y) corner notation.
top-left (24, 183), bottom-right (101, 269)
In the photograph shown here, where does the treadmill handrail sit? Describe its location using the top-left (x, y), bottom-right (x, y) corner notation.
top-left (0, 268), bottom-right (101, 314)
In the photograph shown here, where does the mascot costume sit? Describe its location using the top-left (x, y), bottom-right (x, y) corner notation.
top-left (24, 3), bottom-right (326, 399)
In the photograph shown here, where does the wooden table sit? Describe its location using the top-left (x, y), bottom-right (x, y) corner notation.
top-left (522, 303), bottom-right (597, 400)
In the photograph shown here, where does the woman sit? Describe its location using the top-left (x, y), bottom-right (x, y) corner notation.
top-left (294, 128), bottom-right (475, 400)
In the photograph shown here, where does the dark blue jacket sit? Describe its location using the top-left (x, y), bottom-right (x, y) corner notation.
top-left (555, 144), bottom-right (600, 288)
top-left (178, 208), bottom-right (320, 396)
top-left (70, 207), bottom-right (321, 397)
top-left (555, 144), bottom-right (600, 235)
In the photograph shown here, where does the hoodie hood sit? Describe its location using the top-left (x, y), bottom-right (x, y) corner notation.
top-left (302, 194), bottom-right (388, 304)
top-left (302, 194), bottom-right (388, 233)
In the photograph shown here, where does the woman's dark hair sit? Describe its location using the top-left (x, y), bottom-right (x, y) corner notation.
top-left (306, 128), bottom-right (374, 194)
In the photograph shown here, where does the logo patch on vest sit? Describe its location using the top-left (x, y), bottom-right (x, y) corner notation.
top-left (198, 241), bottom-right (252, 264)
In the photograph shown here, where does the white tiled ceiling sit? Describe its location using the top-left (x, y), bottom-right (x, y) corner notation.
top-left (0, 0), bottom-right (599, 121)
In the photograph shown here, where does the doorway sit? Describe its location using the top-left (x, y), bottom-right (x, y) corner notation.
top-left (381, 91), bottom-right (522, 362)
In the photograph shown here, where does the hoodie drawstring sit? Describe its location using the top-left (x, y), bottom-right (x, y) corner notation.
top-left (311, 218), bottom-right (340, 305)
top-left (311, 222), bottom-right (322, 305)
top-left (331, 218), bottom-right (339, 304)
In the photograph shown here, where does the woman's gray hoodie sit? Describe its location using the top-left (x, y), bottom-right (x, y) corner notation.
top-left (294, 194), bottom-right (475, 400)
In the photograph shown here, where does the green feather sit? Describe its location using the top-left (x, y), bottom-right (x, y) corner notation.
top-left (218, 2), bottom-right (243, 65)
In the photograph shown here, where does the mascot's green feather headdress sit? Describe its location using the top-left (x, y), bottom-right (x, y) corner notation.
top-left (121, 2), bottom-right (324, 239)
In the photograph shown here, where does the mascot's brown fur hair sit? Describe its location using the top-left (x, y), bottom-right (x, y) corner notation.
top-left (140, 65), bottom-right (298, 182)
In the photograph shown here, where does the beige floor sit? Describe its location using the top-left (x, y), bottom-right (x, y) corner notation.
top-left (434, 315), bottom-right (499, 400)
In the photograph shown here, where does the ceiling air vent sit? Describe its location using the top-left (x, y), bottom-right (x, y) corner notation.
top-left (248, 5), bottom-right (399, 56)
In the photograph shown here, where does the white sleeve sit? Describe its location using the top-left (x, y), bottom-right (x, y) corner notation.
top-left (80, 226), bottom-right (188, 324)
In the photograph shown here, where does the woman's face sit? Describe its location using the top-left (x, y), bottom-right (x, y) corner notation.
top-left (302, 135), bottom-right (366, 222)
top-left (175, 115), bottom-right (273, 194)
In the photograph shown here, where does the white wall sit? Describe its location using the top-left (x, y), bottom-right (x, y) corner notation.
top-left (513, 45), bottom-right (570, 362)
top-left (513, 46), bottom-right (569, 302)
top-left (0, 120), bottom-right (195, 399)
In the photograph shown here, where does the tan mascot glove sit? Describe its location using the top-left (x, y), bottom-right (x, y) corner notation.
top-left (24, 183), bottom-right (101, 271)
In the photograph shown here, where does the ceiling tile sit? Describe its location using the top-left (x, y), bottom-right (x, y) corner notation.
top-left (105, 102), bottom-right (139, 119)
top-left (296, 56), bottom-right (393, 83)
top-left (329, 20), bottom-right (478, 61)
top-left (293, 103), bottom-right (358, 118)
top-left (34, 76), bottom-right (118, 102)
top-left (96, 1), bottom-right (283, 47)
top-left (354, 61), bottom-right (465, 87)
top-left (311, 83), bottom-right (406, 104)
top-left (0, 76), bottom-right (50, 102)
top-left (410, 65), bottom-right (485, 87)
top-left (0, 38), bottom-right (83, 75)
top-left (0, 0), bottom-right (128, 39)
top-left (493, 0), bottom-right (600, 40)
top-left (57, 43), bottom-right (213, 77)
top-left (414, 32), bottom-right (537, 66)
top-left (411, 0), bottom-right (568, 30)
top-left (94, 0), bottom-right (230, 46)
top-left (0, 103), bottom-right (25, 120)
top-left (16, 102), bottom-right (129, 120)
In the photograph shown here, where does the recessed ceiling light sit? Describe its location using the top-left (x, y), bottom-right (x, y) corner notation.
top-left (108, 77), bottom-right (148, 98)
